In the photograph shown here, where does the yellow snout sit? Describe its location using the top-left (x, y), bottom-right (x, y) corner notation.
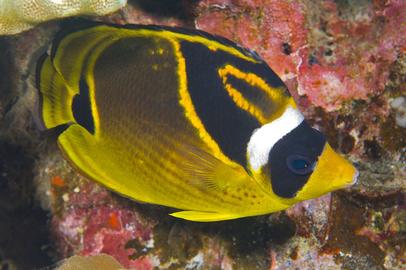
top-left (295, 143), bottom-right (358, 201)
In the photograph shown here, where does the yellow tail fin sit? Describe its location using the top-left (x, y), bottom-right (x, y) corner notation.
top-left (37, 54), bottom-right (75, 129)
top-left (37, 25), bottom-right (119, 130)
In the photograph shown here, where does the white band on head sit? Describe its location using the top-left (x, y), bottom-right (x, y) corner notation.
top-left (247, 106), bottom-right (304, 171)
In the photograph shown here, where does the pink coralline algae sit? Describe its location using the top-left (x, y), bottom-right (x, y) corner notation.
top-left (196, 0), bottom-right (307, 87)
top-left (53, 206), bottom-right (155, 269)
top-left (297, 0), bottom-right (406, 111)
top-left (196, 0), bottom-right (406, 111)
top-left (50, 179), bottom-right (156, 269)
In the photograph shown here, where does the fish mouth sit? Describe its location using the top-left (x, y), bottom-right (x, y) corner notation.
top-left (347, 169), bottom-right (359, 187)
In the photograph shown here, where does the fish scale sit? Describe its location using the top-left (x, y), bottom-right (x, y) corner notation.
top-left (105, 122), bottom-right (238, 211)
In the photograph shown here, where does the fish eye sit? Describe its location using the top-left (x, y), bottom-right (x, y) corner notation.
top-left (286, 155), bottom-right (315, 175)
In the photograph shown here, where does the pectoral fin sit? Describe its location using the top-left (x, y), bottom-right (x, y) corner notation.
top-left (180, 143), bottom-right (249, 191)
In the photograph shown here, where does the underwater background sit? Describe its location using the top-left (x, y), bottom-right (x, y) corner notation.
top-left (0, 0), bottom-right (405, 269)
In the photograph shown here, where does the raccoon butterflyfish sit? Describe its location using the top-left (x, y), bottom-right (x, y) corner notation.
top-left (37, 23), bottom-right (358, 222)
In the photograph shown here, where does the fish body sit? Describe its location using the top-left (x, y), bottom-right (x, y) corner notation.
top-left (37, 23), bottom-right (358, 222)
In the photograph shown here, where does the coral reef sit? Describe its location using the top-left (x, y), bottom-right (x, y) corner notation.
top-left (391, 96), bottom-right (406, 128)
top-left (0, 0), bottom-right (405, 269)
top-left (0, 0), bottom-right (127, 35)
top-left (196, 0), bottom-right (406, 112)
top-left (57, 254), bottom-right (124, 270)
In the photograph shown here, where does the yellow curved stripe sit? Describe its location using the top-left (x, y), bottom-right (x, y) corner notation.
top-left (75, 26), bottom-right (264, 140)
top-left (81, 37), bottom-right (121, 138)
top-left (170, 39), bottom-right (235, 166)
top-left (163, 31), bottom-right (257, 63)
top-left (218, 67), bottom-right (267, 124)
top-left (99, 25), bottom-right (259, 64)
top-left (218, 65), bottom-right (293, 123)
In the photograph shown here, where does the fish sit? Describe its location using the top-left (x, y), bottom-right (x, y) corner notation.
top-left (37, 23), bottom-right (358, 222)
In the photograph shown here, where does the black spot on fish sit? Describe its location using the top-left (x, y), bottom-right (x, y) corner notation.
top-left (267, 121), bottom-right (326, 198)
top-left (72, 78), bottom-right (95, 134)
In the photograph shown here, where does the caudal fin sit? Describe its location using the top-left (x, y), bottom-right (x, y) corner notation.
top-left (36, 53), bottom-right (75, 129)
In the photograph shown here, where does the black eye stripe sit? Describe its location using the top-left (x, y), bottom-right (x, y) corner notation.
top-left (268, 121), bottom-right (326, 198)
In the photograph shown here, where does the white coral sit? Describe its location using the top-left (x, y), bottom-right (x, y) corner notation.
top-left (0, 0), bottom-right (127, 35)
top-left (391, 96), bottom-right (406, 128)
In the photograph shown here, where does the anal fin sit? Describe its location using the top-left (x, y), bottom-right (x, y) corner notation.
top-left (170, 210), bottom-right (242, 222)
